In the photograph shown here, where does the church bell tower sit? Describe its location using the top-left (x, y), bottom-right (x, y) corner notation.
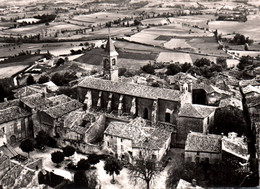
top-left (103, 35), bottom-right (119, 81)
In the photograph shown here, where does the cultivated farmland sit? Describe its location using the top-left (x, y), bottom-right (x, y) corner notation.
top-left (156, 52), bottom-right (192, 63)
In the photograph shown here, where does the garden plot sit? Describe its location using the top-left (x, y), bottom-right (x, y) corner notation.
top-left (163, 38), bottom-right (193, 49)
top-left (156, 52), bottom-right (192, 63)
top-left (208, 15), bottom-right (260, 42)
top-left (4, 23), bottom-right (47, 35)
top-left (47, 22), bottom-right (84, 31)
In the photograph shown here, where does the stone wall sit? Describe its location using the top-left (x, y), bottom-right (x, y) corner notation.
top-left (185, 151), bottom-right (221, 164)
top-left (176, 117), bottom-right (204, 147)
top-left (158, 99), bottom-right (180, 125)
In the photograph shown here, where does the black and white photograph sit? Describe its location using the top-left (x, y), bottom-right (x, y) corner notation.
top-left (0, 0), bottom-right (259, 188)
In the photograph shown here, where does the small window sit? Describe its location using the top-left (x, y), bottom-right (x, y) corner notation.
top-left (122, 155), bottom-right (125, 159)
top-left (207, 117), bottom-right (210, 124)
top-left (112, 58), bottom-right (116, 65)
top-left (111, 136), bottom-right (113, 139)
top-left (121, 145), bottom-right (123, 151)
top-left (152, 154), bottom-right (156, 159)
top-left (139, 151), bottom-right (142, 158)
top-left (107, 142), bottom-right (110, 146)
top-left (121, 138), bottom-right (123, 142)
top-left (2, 127), bottom-right (5, 133)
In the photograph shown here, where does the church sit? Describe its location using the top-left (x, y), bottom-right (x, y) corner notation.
top-left (77, 36), bottom-right (192, 126)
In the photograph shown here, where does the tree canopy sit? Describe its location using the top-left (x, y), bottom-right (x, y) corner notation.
top-left (51, 151), bottom-right (64, 166)
top-left (104, 156), bottom-right (123, 183)
top-left (62, 146), bottom-right (75, 157)
top-left (19, 138), bottom-right (35, 158)
top-left (77, 159), bottom-right (90, 171)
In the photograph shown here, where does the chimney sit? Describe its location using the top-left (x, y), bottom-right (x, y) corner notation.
top-left (4, 98), bottom-right (7, 102)
top-left (191, 179), bottom-right (196, 187)
top-left (221, 133), bottom-right (224, 138)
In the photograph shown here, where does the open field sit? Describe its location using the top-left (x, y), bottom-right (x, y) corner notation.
top-left (0, 41), bottom-right (88, 57)
top-left (187, 37), bottom-right (226, 56)
top-left (208, 15), bottom-right (260, 42)
top-left (170, 15), bottom-right (215, 28)
top-left (126, 22), bottom-right (213, 47)
top-left (141, 18), bottom-right (169, 26)
top-left (164, 38), bottom-right (193, 49)
top-left (156, 52), bottom-right (192, 63)
top-left (0, 54), bottom-right (44, 78)
top-left (72, 12), bottom-right (130, 24)
top-left (114, 40), bottom-right (165, 52)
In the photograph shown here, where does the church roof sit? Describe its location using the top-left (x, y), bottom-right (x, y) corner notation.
top-left (78, 77), bottom-right (182, 101)
top-left (178, 104), bottom-right (217, 118)
top-left (104, 36), bottom-right (118, 56)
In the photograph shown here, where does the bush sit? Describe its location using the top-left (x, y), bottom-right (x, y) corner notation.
top-left (88, 154), bottom-right (100, 165)
top-left (38, 75), bottom-right (50, 84)
top-left (181, 63), bottom-right (192, 73)
top-left (194, 58), bottom-right (212, 67)
top-left (62, 146), bottom-right (75, 157)
top-left (51, 71), bottom-right (78, 86)
top-left (51, 151), bottom-right (64, 166)
top-left (77, 159), bottom-right (90, 171)
top-left (141, 64), bottom-right (155, 74)
top-left (47, 137), bottom-right (57, 148)
top-left (118, 68), bottom-right (127, 76)
top-left (216, 57), bottom-right (227, 69)
top-left (26, 74), bottom-right (36, 85)
top-left (166, 63), bottom-right (181, 75)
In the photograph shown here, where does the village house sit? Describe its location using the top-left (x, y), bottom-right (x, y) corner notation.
top-left (19, 93), bottom-right (83, 137)
top-left (222, 132), bottom-right (249, 162)
top-left (242, 85), bottom-right (260, 98)
top-left (245, 95), bottom-right (260, 122)
top-left (0, 99), bottom-right (33, 144)
top-left (185, 132), bottom-right (222, 164)
top-left (104, 117), bottom-right (172, 162)
top-left (192, 82), bottom-right (235, 106)
top-left (177, 103), bottom-right (217, 146)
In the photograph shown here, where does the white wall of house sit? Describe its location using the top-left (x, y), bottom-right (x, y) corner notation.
top-left (158, 135), bottom-right (171, 161)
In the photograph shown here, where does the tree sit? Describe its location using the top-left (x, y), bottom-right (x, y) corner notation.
top-left (237, 56), bottom-right (253, 70)
top-left (26, 74), bottom-right (36, 85)
top-left (88, 153), bottom-right (100, 165)
top-left (128, 154), bottom-right (162, 189)
top-left (104, 156), bottom-right (123, 184)
top-left (74, 170), bottom-right (89, 187)
top-left (62, 146), bottom-right (75, 157)
top-left (212, 106), bottom-right (247, 136)
top-left (194, 58), bottom-right (212, 67)
top-left (38, 75), bottom-right (49, 84)
top-left (35, 130), bottom-right (49, 147)
top-left (166, 63), bottom-right (181, 75)
top-left (20, 138), bottom-right (35, 158)
top-left (216, 57), bottom-right (227, 69)
top-left (51, 71), bottom-right (78, 86)
top-left (51, 151), bottom-right (64, 167)
top-left (141, 64), bottom-right (155, 74)
top-left (210, 64), bottom-right (222, 72)
top-left (181, 62), bottom-right (192, 73)
top-left (56, 58), bottom-right (65, 66)
top-left (77, 159), bottom-right (90, 171)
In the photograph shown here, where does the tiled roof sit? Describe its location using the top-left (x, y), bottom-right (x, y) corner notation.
top-left (185, 132), bottom-right (221, 153)
top-left (78, 77), bottom-right (182, 101)
top-left (0, 99), bottom-right (20, 110)
top-left (219, 97), bottom-right (243, 110)
top-left (13, 84), bottom-right (46, 98)
top-left (178, 103), bottom-right (217, 118)
top-left (176, 179), bottom-right (203, 189)
top-left (222, 134), bottom-right (249, 160)
top-left (62, 111), bottom-right (96, 133)
top-left (242, 85), bottom-right (260, 95)
top-left (43, 100), bottom-right (83, 119)
top-left (21, 93), bottom-right (71, 110)
top-left (104, 118), bottom-right (172, 150)
top-left (246, 95), bottom-right (260, 108)
top-left (239, 79), bottom-right (260, 87)
top-left (0, 106), bottom-right (31, 124)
